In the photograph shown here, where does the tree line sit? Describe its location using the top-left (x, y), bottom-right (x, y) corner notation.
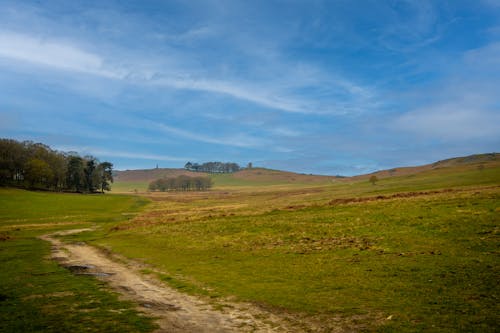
top-left (0, 138), bottom-right (113, 192)
top-left (148, 175), bottom-right (212, 192)
top-left (184, 161), bottom-right (240, 173)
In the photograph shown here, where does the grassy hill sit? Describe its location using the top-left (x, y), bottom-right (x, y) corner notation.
top-left (114, 168), bottom-right (207, 182)
top-left (87, 153), bottom-right (499, 331)
top-left (112, 167), bottom-right (342, 192)
top-left (112, 153), bottom-right (499, 192)
top-left (2, 152), bottom-right (499, 332)
top-left (112, 168), bottom-right (208, 192)
top-left (351, 153), bottom-right (499, 181)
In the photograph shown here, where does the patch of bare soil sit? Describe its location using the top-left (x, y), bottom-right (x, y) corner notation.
top-left (328, 186), bottom-right (500, 206)
top-left (39, 229), bottom-right (320, 332)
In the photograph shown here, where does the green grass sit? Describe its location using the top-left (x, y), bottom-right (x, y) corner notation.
top-left (0, 189), bottom-right (156, 332)
top-left (0, 235), bottom-right (156, 332)
top-left (110, 181), bottom-right (150, 193)
top-left (1, 162), bottom-right (499, 332)
top-left (92, 190), bottom-right (500, 331)
top-left (112, 170), bottom-right (331, 192)
top-left (82, 164), bottom-right (500, 331)
top-left (0, 188), bottom-right (149, 227)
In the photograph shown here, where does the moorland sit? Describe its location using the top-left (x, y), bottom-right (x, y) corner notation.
top-left (1, 153), bottom-right (499, 332)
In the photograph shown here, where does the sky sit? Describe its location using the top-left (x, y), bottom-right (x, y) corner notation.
top-left (0, 0), bottom-right (499, 175)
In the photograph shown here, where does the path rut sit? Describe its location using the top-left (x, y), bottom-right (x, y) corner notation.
top-left (40, 229), bottom-right (295, 333)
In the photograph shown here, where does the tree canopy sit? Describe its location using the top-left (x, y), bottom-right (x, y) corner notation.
top-left (184, 161), bottom-right (240, 173)
top-left (0, 138), bottom-right (113, 192)
top-left (149, 175), bottom-right (212, 192)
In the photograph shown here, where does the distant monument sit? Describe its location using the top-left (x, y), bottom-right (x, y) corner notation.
top-left (156, 164), bottom-right (159, 169)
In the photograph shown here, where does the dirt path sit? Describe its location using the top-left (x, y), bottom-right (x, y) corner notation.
top-left (40, 229), bottom-right (297, 333)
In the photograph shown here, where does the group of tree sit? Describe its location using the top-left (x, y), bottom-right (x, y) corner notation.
top-left (184, 161), bottom-right (241, 173)
top-left (148, 175), bottom-right (212, 192)
top-left (0, 138), bottom-right (113, 192)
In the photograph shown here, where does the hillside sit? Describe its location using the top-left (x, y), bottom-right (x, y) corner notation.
top-left (349, 153), bottom-right (499, 181)
top-left (3, 152), bottom-right (499, 332)
top-left (211, 168), bottom-right (342, 187)
top-left (111, 153), bottom-right (499, 192)
top-left (112, 167), bottom-right (342, 191)
top-left (114, 168), bottom-right (208, 182)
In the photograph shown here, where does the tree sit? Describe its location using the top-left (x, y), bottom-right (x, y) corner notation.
top-left (47, 152), bottom-right (67, 190)
top-left (84, 157), bottom-right (98, 192)
top-left (148, 175), bottom-right (212, 192)
top-left (0, 138), bottom-right (115, 193)
top-left (0, 139), bottom-right (25, 185)
top-left (97, 162), bottom-right (114, 193)
top-left (67, 156), bottom-right (85, 192)
top-left (186, 161), bottom-right (241, 173)
top-left (369, 175), bottom-right (378, 185)
top-left (24, 158), bottom-right (54, 188)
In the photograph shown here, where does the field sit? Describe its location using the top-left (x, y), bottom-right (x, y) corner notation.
top-left (1, 157), bottom-right (499, 332)
top-left (112, 167), bottom-right (340, 192)
top-left (0, 190), bottom-right (156, 332)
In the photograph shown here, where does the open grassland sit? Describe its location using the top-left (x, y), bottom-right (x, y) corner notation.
top-left (1, 159), bottom-right (499, 332)
top-left (109, 181), bottom-right (150, 193)
top-left (112, 166), bottom-right (340, 192)
top-left (74, 162), bottom-right (500, 331)
top-left (0, 189), bottom-right (155, 332)
top-left (111, 155), bottom-right (499, 193)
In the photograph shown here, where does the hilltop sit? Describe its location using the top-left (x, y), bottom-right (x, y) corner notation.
top-left (351, 153), bottom-right (499, 181)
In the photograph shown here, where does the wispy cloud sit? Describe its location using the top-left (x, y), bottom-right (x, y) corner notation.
top-left (0, 29), bottom-right (372, 115)
top-left (377, 0), bottom-right (442, 52)
top-left (0, 31), bottom-right (119, 78)
top-left (2, 1), bottom-right (498, 174)
top-left (54, 145), bottom-right (189, 162)
top-left (393, 41), bottom-right (500, 142)
top-left (394, 106), bottom-right (499, 141)
top-left (156, 123), bottom-right (266, 148)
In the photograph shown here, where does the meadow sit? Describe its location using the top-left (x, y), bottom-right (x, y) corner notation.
top-left (86, 162), bottom-right (499, 331)
top-left (0, 189), bottom-right (156, 332)
top-left (1, 159), bottom-right (499, 332)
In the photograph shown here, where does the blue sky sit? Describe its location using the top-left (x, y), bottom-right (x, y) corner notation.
top-left (1, 0), bottom-right (499, 175)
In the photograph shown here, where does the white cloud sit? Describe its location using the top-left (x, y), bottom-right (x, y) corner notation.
top-left (0, 30), bottom-right (371, 115)
top-left (394, 105), bottom-right (500, 141)
top-left (156, 123), bottom-right (266, 148)
top-left (464, 42), bottom-right (500, 68)
top-left (54, 145), bottom-right (189, 162)
top-left (0, 31), bottom-right (119, 78)
top-left (153, 77), bottom-right (316, 114)
top-left (393, 40), bottom-right (500, 143)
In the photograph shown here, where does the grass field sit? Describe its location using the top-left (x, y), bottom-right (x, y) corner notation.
top-left (2, 159), bottom-right (499, 332)
top-left (78, 162), bottom-right (500, 331)
top-left (0, 189), bottom-right (156, 332)
top-left (112, 167), bottom-right (339, 192)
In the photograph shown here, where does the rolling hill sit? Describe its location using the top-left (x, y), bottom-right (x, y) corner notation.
top-left (111, 153), bottom-right (499, 192)
top-left (350, 153), bottom-right (499, 181)
top-left (114, 168), bottom-right (208, 182)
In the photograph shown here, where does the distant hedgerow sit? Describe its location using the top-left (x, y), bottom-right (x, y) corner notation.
top-left (149, 175), bottom-right (212, 191)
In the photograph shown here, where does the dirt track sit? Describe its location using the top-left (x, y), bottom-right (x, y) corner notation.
top-left (40, 229), bottom-right (295, 333)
